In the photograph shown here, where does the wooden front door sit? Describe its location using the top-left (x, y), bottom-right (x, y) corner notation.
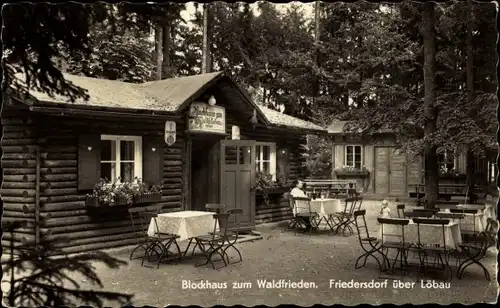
top-left (374, 147), bottom-right (407, 195)
top-left (220, 140), bottom-right (256, 229)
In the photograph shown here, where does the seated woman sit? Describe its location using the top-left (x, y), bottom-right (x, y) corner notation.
top-left (289, 180), bottom-right (313, 230)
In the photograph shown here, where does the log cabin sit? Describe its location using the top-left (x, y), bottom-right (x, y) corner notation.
top-left (328, 120), bottom-right (496, 201)
top-left (1, 72), bottom-right (327, 254)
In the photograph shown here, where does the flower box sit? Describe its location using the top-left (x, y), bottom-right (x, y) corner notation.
top-left (133, 192), bottom-right (163, 204)
top-left (334, 171), bottom-right (370, 177)
top-left (85, 195), bottom-right (130, 207)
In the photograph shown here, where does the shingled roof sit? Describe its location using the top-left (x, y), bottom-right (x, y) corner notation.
top-left (327, 120), bottom-right (393, 134)
top-left (260, 106), bottom-right (325, 132)
top-left (11, 72), bottom-right (326, 133)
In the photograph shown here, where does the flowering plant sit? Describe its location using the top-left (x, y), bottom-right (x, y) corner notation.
top-left (439, 167), bottom-right (464, 177)
top-left (334, 165), bottom-right (369, 173)
top-left (86, 177), bottom-right (163, 206)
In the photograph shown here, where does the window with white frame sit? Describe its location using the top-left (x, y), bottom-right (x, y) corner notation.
top-left (437, 150), bottom-right (455, 172)
top-left (256, 142), bottom-right (277, 180)
top-left (100, 135), bottom-right (143, 182)
top-left (345, 145), bottom-right (362, 169)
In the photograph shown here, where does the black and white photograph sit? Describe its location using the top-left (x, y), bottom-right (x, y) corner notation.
top-left (1, 1), bottom-right (498, 306)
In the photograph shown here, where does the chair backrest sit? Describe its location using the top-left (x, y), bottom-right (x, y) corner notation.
top-left (345, 197), bottom-right (360, 215)
top-left (206, 203), bottom-right (225, 213)
top-left (293, 197), bottom-right (312, 214)
top-left (353, 210), bottom-right (370, 243)
top-left (450, 208), bottom-right (478, 214)
top-left (413, 208), bottom-right (439, 215)
top-left (404, 211), bottom-right (433, 218)
top-left (396, 204), bottom-right (405, 218)
top-left (214, 212), bottom-right (230, 235)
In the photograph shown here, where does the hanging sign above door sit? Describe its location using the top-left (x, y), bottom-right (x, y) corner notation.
top-left (187, 102), bottom-right (226, 134)
top-left (165, 121), bottom-right (176, 146)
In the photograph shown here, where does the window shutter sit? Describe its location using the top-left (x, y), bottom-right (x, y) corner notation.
top-left (78, 134), bottom-right (101, 191)
top-left (143, 135), bottom-right (164, 186)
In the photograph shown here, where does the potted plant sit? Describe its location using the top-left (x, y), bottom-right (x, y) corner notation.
top-left (85, 178), bottom-right (162, 207)
top-left (334, 165), bottom-right (370, 177)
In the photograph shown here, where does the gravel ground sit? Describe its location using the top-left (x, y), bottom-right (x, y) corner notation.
top-left (3, 200), bottom-right (499, 306)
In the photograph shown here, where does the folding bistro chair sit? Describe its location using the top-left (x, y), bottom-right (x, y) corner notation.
top-left (457, 218), bottom-right (498, 281)
top-left (353, 210), bottom-right (384, 271)
top-left (140, 212), bottom-right (181, 268)
top-left (378, 218), bottom-right (411, 278)
top-left (396, 204), bottom-right (405, 218)
top-left (287, 195), bottom-right (300, 230)
top-left (413, 218), bottom-right (453, 282)
top-left (221, 209), bottom-right (243, 264)
top-left (292, 197), bottom-right (321, 234)
top-left (327, 197), bottom-right (357, 235)
top-left (343, 196), bottom-right (363, 235)
top-left (128, 207), bottom-right (160, 262)
top-left (185, 203), bottom-right (226, 256)
top-left (195, 212), bottom-right (229, 270)
top-left (450, 208), bottom-right (479, 240)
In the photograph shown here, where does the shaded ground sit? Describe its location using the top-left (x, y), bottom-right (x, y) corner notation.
top-left (3, 201), bottom-right (499, 306)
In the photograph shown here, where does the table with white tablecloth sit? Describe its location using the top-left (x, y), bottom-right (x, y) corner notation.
top-left (294, 198), bottom-right (344, 218)
top-left (147, 211), bottom-right (216, 242)
top-left (378, 220), bottom-right (462, 250)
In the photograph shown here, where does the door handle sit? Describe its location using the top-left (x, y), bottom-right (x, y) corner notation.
top-left (250, 186), bottom-right (255, 191)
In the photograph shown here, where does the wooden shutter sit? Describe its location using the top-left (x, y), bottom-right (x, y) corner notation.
top-left (78, 134), bottom-right (101, 191)
top-left (143, 135), bottom-right (164, 186)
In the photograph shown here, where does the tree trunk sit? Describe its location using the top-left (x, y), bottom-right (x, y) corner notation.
top-left (202, 3), bottom-right (211, 74)
top-left (465, 0), bottom-right (476, 203)
top-left (422, 2), bottom-right (439, 208)
top-left (161, 23), bottom-right (172, 79)
top-left (154, 25), bottom-right (163, 80)
top-left (313, 2), bottom-right (321, 99)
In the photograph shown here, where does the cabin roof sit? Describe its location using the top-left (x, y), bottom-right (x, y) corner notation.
top-left (260, 106), bottom-right (325, 131)
top-left (327, 121), bottom-right (362, 134)
top-left (10, 72), bottom-right (326, 133)
top-left (327, 120), bottom-right (393, 134)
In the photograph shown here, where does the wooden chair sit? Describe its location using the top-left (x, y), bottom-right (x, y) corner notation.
top-left (413, 218), bottom-right (453, 282)
top-left (187, 203), bottom-right (226, 256)
top-left (378, 217), bottom-right (411, 278)
top-left (450, 208), bottom-right (479, 238)
top-left (221, 209), bottom-right (243, 264)
top-left (195, 212), bottom-right (230, 270)
top-left (292, 197), bottom-right (321, 234)
top-left (328, 197), bottom-right (357, 235)
top-left (457, 219), bottom-right (496, 281)
top-left (128, 207), bottom-right (159, 262)
top-left (139, 212), bottom-right (181, 268)
top-left (128, 208), bottom-right (180, 268)
top-left (353, 210), bottom-right (384, 271)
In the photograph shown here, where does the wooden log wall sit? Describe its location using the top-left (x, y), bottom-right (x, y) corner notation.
top-left (1, 108), bottom-right (38, 252)
top-left (1, 108), bottom-right (185, 255)
top-left (255, 194), bottom-right (293, 224)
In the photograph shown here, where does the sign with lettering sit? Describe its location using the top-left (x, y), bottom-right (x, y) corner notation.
top-left (187, 102), bottom-right (226, 134)
top-left (164, 121), bottom-right (176, 146)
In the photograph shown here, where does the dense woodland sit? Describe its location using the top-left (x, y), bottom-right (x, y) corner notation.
top-left (2, 1), bottom-right (498, 207)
